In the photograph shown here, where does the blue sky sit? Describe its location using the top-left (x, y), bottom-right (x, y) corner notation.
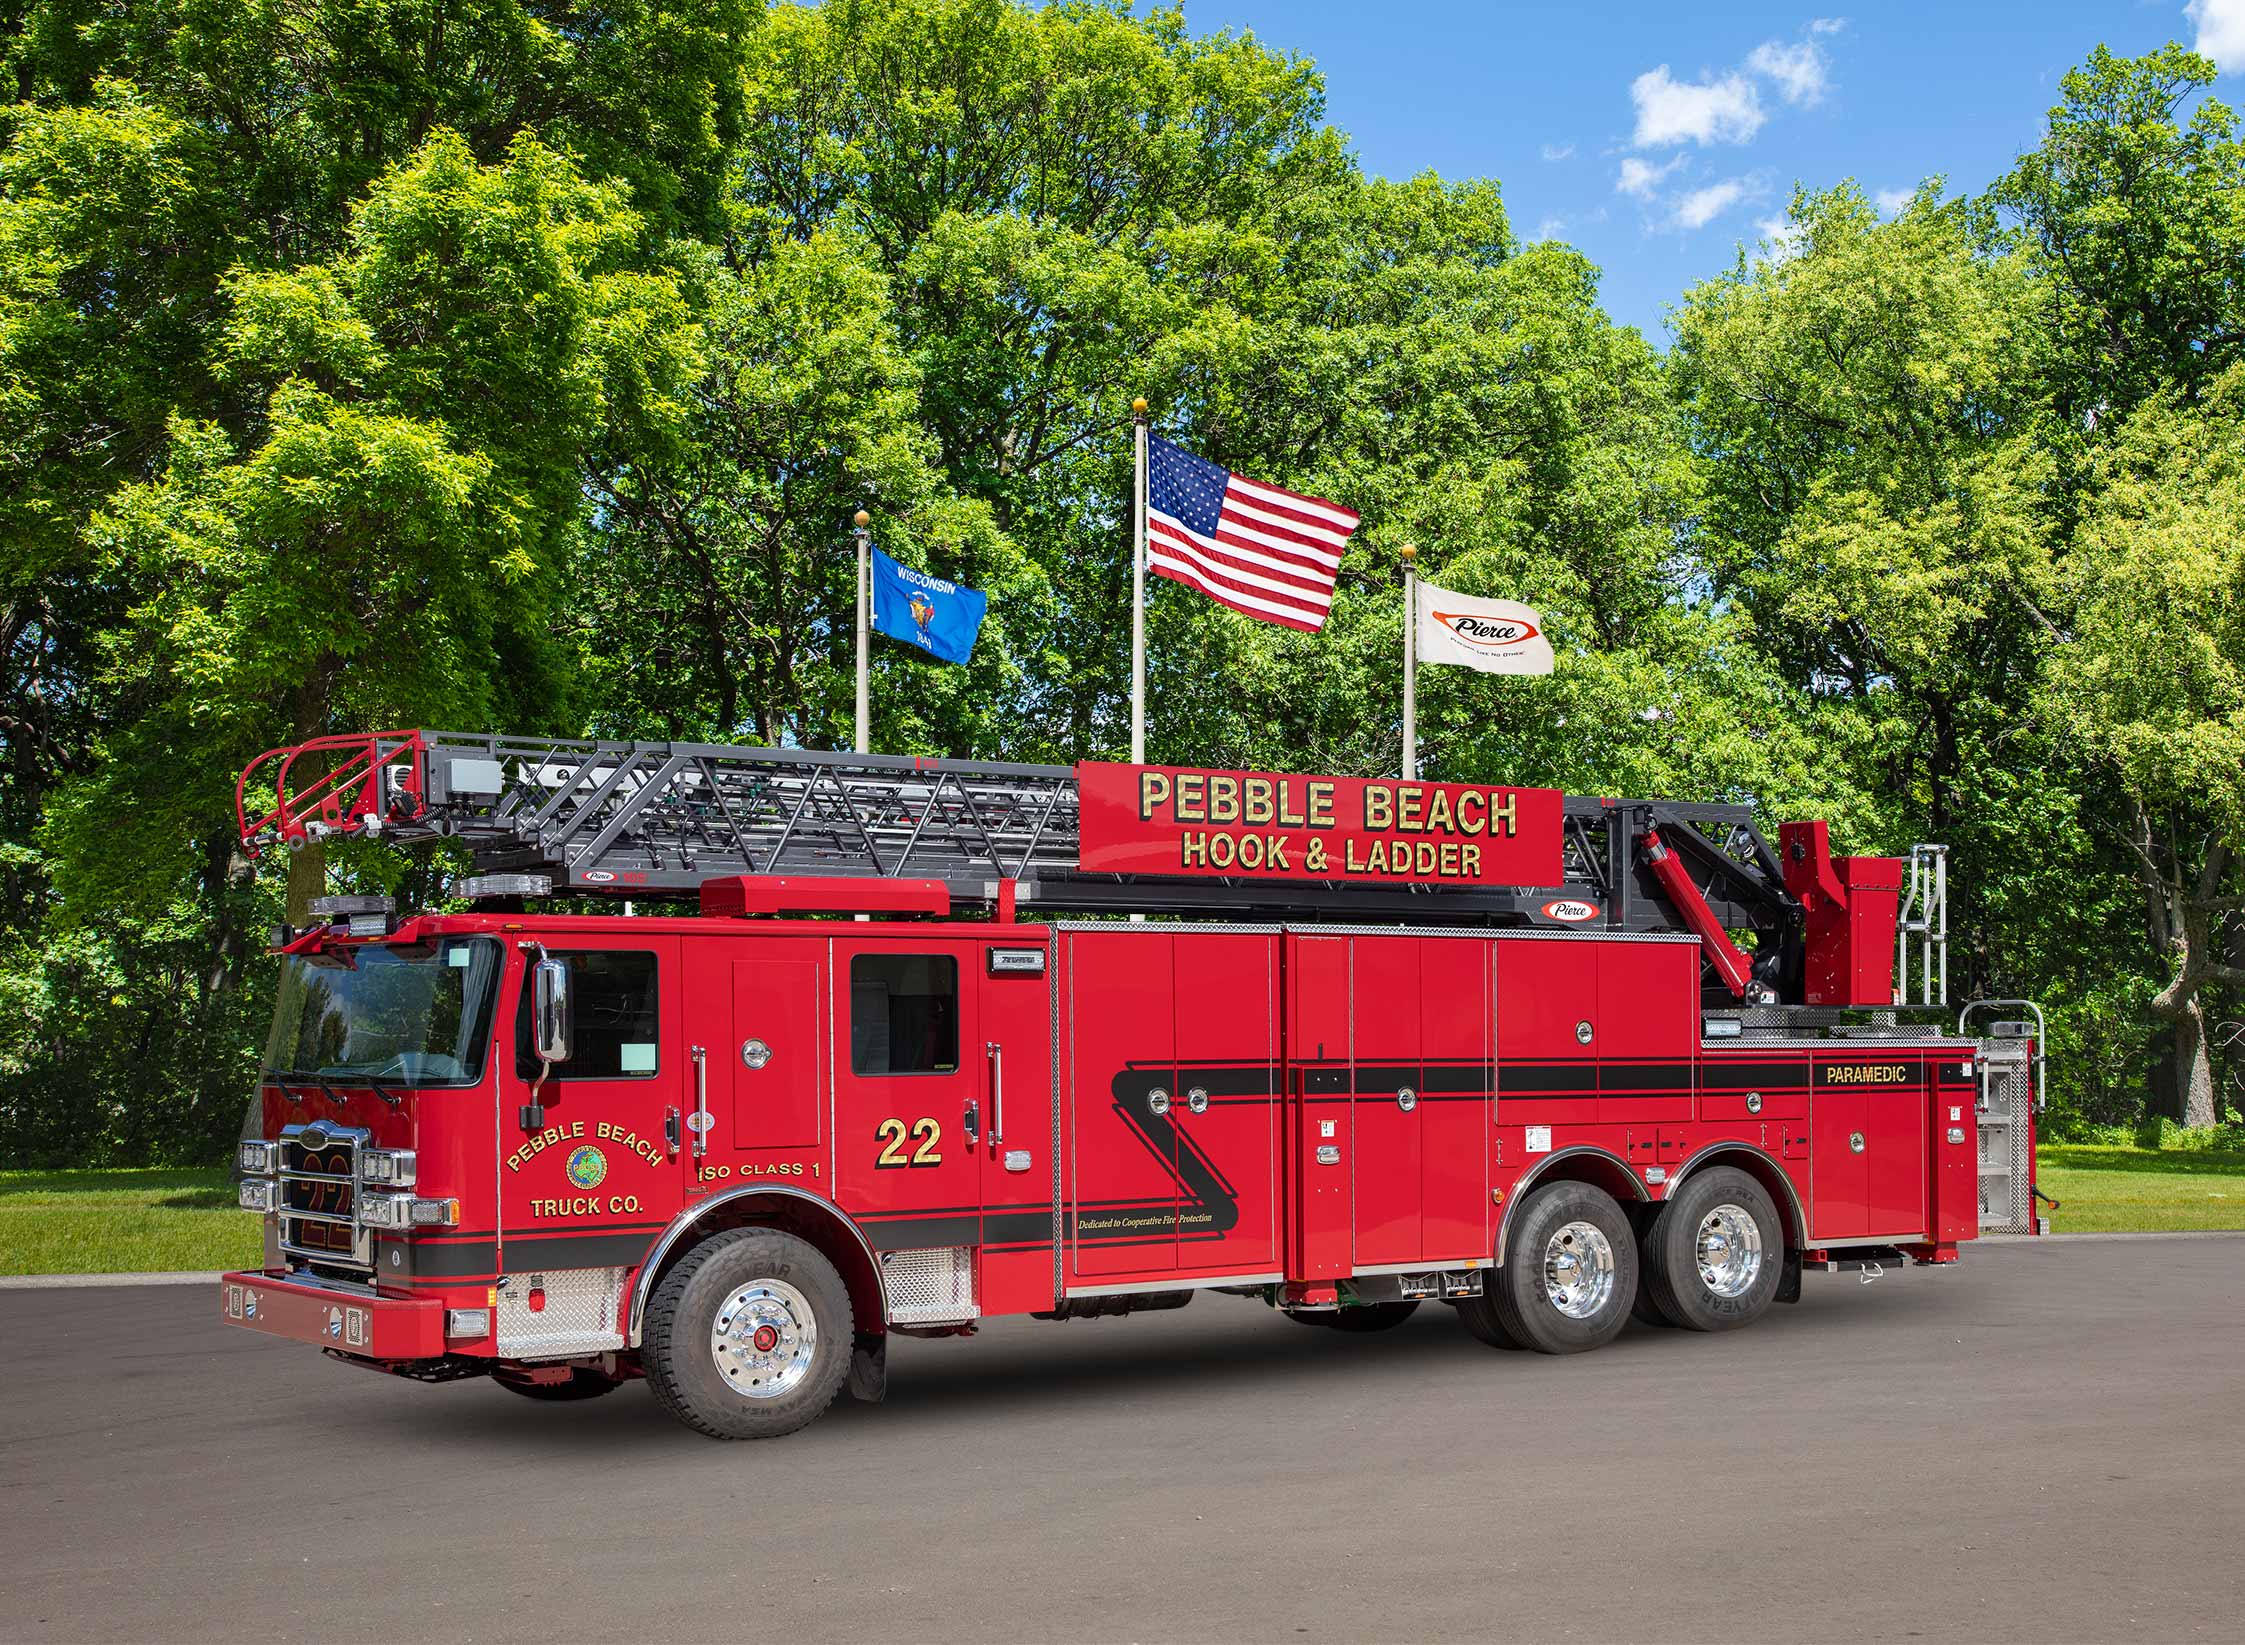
top-left (1159, 1), bottom-right (2245, 340)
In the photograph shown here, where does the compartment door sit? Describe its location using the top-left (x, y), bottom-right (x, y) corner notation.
top-left (1864, 1074), bottom-right (1929, 1237)
top-left (1418, 938), bottom-right (1493, 1262)
top-left (1349, 935), bottom-right (1423, 1267)
top-left (1809, 1084), bottom-right (1870, 1242)
top-left (1063, 930), bottom-right (1179, 1280)
top-left (1495, 937), bottom-right (1600, 1128)
top-left (1172, 931), bottom-right (1281, 1278)
top-left (1596, 942), bottom-right (1698, 1124)
top-left (832, 940), bottom-right (984, 1253)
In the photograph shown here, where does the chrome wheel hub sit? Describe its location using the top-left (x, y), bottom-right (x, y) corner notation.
top-left (1695, 1204), bottom-right (1764, 1298)
top-left (710, 1279), bottom-right (817, 1399)
top-left (1542, 1220), bottom-right (1617, 1320)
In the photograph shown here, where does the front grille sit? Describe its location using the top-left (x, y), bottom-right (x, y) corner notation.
top-left (279, 1120), bottom-right (374, 1274)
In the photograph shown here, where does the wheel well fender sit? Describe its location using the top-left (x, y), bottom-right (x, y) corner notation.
top-left (627, 1187), bottom-right (887, 1346)
top-left (1494, 1147), bottom-right (1648, 1267)
top-left (1663, 1144), bottom-right (1807, 1252)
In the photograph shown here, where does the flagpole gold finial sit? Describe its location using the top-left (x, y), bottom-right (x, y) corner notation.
top-left (1398, 542), bottom-right (1417, 564)
top-left (1132, 397), bottom-right (1148, 418)
top-left (853, 510), bottom-right (870, 529)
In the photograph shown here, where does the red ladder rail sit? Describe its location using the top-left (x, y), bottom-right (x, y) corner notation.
top-left (237, 730), bottom-right (428, 858)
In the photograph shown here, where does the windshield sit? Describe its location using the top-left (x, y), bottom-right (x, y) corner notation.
top-left (263, 937), bottom-right (503, 1087)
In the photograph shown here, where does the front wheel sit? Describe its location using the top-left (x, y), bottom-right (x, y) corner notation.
top-left (644, 1228), bottom-right (853, 1439)
top-left (1642, 1166), bottom-right (1783, 1332)
top-left (1489, 1180), bottom-right (1639, 1354)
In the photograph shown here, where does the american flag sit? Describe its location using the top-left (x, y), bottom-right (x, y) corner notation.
top-left (1146, 434), bottom-right (1359, 632)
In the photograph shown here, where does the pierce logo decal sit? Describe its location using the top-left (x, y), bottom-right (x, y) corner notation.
top-left (1433, 611), bottom-right (1543, 650)
top-left (564, 1144), bottom-right (608, 1190)
top-left (1540, 898), bottom-right (1600, 923)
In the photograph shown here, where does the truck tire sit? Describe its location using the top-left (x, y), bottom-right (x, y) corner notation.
top-left (1489, 1180), bottom-right (1638, 1355)
top-left (644, 1228), bottom-right (852, 1440)
top-left (492, 1367), bottom-right (621, 1401)
top-left (1643, 1166), bottom-right (1783, 1332)
top-left (1630, 1217), bottom-right (1677, 1329)
top-left (1455, 1287), bottom-right (1522, 1349)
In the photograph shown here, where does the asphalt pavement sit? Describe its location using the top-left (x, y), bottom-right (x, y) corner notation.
top-left (3, 1236), bottom-right (2241, 1643)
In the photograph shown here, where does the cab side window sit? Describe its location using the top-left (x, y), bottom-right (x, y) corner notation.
top-left (850, 954), bottom-right (958, 1075)
top-left (514, 951), bottom-right (659, 1081)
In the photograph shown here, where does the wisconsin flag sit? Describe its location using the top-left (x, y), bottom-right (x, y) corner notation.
top-left (1414, 581), bottom-right (1554, 674)
top-left (870, 547), bottom-right (988, 665)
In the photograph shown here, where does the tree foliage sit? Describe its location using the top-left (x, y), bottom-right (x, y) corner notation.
top-left (0, 4), bottom-right (2240, 1161)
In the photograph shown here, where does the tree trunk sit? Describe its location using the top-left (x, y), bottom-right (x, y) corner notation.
top-left (2173, 994), bottom-right (2218, 1128)
top-left (285, 839), bottom-right (326, 926)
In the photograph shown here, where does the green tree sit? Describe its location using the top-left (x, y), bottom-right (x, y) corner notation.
top-left (1990, 44), bottom-right (2245, 431)
top-left (581, 227), bottom-right (1022, 752)
top-left (2045, 364), bottom-right (2245, 1127)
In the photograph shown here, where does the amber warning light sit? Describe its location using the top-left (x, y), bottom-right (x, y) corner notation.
top-left (1074, 762), bottom-right (1563, 889)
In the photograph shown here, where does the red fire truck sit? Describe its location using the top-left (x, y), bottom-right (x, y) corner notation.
top-left (222, 731), bottom-right (2043, 1439)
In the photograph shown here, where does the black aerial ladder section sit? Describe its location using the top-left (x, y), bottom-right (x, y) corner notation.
top-left (239, 729), bottom-right (1809, 1002)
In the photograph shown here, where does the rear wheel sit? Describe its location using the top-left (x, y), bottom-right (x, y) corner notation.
top-left (645, 1228), bottom-right (852, 1439)
top-left (1644, 1166), bottom-right (1784, 1332)
top-left (1489, 1180), bottom-right (1638, 1354)
top-left (1455, 1286), bottom-right (1521, 1349)
top-left (1630, 1216), bottom-right (1677, 1328)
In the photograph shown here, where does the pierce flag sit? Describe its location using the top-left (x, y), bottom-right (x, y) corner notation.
top-left (1413, 581), bottom-right (1554, 674)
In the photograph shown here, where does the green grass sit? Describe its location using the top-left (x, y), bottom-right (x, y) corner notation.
top-left (2035, 1145), bottom-right (2245, 1234)
top-left (1, 1148), bottom-right (2241, 1276)
top-left (0, 1168), bottom-right (259, 1276)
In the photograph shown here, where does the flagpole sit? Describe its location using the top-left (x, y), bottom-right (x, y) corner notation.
top-left (853, 509), bottom-right (871, 754)
top-left (1130, 398), bottom-right (1149, 765)
top-left (1400, 542), bottom-right (1418, 780)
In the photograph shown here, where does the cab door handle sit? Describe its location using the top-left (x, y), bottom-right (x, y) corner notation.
top-left (986, 1041), bottom-right (1004, 1144)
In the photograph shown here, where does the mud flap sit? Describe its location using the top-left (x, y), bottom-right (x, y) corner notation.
top-left (847, 1332), bottom-right (887, 1403)
top-left (1776, 1246), bottom-right (1802, 1305)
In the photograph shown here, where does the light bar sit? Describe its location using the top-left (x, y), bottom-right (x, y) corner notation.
top-left (455, 872), bottom-right (553, 900)
top-left (309, 894), bottom-right (394, 917)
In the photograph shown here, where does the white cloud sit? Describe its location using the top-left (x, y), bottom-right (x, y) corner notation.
top-left (1541, 142), bottom-right (1577, 162)
top-left (1535, 215), bottom-right (1569, 241)
top-left (1631, 66), bottom-right (1765, 147)
top-left (1617, 154), bottom-right (1686, 197)
top-left (1756, 215), bottom-right (1808, 261)
top-left (1808, 17), bottom-right (1847, 36)
top-left (1875, 186), bottom-right (1914, 217)
top-left (1671, 177), bottom-right (1755, 230)
top-left (2189, 0), bottom-right (2245, 73)
top-left (1746, 39), bottom-right (1829, 106)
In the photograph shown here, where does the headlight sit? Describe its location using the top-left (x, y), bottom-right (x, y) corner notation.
top-left (238, 1179), bottom-right (278, 1213)
top-left (359, 1193), bottom-right (457, 1229)
top-left (359, 1148), bottom-right (417, 1188)
top-left (238, 1140), bottom-right (277, 1176)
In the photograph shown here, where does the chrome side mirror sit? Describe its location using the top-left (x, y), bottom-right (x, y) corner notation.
top-left (531, 957), bottom-right (572, 1065)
